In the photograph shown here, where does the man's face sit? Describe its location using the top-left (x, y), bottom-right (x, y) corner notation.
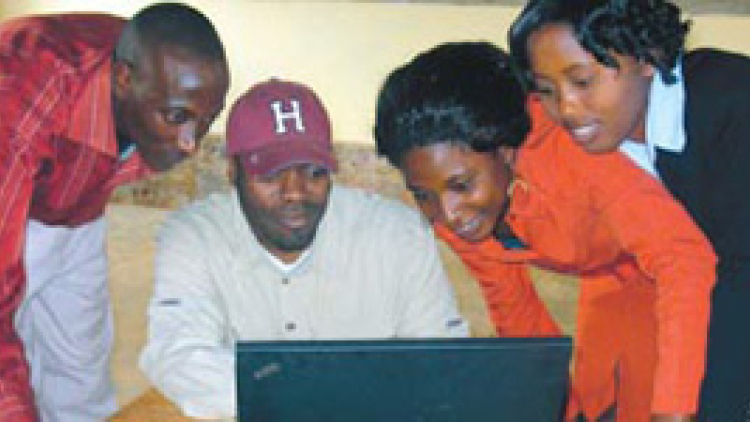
top-left (236, 162), bottom-right (331, 262)
top-left (526, 23), bottom-right (653, 154)
top-left (113, 44), bottom-right (229, 172)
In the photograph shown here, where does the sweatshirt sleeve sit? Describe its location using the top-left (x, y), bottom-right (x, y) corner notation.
top-left (139, 210), bottom-right (236, 419)
top-left (596, 158), bottom-right (716, 414)
top-left (434, 225), bottom-right (561, 337)
top-left (525, 98), bottom-right (716, 413)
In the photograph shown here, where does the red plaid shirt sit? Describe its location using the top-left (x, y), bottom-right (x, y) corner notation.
top-left (0, 14), bottom-right (150, 420)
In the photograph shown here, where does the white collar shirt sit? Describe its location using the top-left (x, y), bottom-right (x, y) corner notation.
top-left (618, 62), bottom-right (687, 177)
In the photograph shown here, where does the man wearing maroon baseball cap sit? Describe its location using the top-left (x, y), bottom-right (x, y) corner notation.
top-left (140, 78), bottom-right (468, 419)
top-left (226, 78), bottom-right (338, 177)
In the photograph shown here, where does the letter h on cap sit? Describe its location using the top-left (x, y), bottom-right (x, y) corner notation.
top-left (271, 100), bottom-right (306, 134)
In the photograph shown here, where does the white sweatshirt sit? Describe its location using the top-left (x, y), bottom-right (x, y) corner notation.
top-left (139, 185), bottom-right (469, 419)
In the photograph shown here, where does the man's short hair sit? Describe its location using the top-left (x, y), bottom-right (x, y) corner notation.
top-left (115, 2), bottom-right (226, 67)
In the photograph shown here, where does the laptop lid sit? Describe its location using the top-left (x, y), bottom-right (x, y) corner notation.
top-left (236, 337), bottom-right (571, 422)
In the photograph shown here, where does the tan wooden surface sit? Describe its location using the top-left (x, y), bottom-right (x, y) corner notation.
top-left (110, 388), bottom-right (193, 422)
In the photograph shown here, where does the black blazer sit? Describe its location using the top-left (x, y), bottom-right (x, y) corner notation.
top-left (656, 48), bottom-right (750, 284)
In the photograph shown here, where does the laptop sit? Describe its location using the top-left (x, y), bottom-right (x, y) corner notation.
top-left (236, 337), bottom-right (572, 421)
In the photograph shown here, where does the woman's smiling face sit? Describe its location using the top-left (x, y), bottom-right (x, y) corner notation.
top-left (526, 23), bottom-right (654, 153)
top-left (400, 142), bottom-right (514, 243)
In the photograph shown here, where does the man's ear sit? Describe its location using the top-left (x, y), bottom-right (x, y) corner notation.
top-left (226, 157), bottom-right (237, 182)
top-left (112, 60), bottom-right (132, 98)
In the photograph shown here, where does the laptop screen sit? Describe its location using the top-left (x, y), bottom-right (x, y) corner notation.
top-left (236, 337), bottom-right (571, 422)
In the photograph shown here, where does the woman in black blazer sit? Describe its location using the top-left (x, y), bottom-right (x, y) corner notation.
top-left (509, 1), bottom-right (750, 421)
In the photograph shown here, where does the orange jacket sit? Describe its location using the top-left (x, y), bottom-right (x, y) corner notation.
top-left (436, 99), bottom-right (716, 420)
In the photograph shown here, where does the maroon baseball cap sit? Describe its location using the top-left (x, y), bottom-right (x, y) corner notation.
top-left (226, 78), bottom-right (337, 176)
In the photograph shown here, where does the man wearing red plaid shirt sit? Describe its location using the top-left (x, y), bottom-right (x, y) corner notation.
top-left (0, 3), bottom-right (229, 420)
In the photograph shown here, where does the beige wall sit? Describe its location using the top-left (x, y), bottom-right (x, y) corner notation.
top-left (2, 1), bottom-right (750, 144)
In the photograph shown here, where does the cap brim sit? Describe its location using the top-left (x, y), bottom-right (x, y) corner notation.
top-left (237, 140), bottom-right (337, 176)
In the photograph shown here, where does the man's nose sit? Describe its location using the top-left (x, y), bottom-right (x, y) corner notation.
top-left (279, 169), bottom-right (307, 200)
top-left (177, 121), bottom-right (198, 153)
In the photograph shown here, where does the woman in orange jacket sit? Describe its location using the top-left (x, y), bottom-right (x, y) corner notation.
top-left (374, 42), bottom-right (715, 422)
top-left (509, 1), bottom-right (750, 420)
